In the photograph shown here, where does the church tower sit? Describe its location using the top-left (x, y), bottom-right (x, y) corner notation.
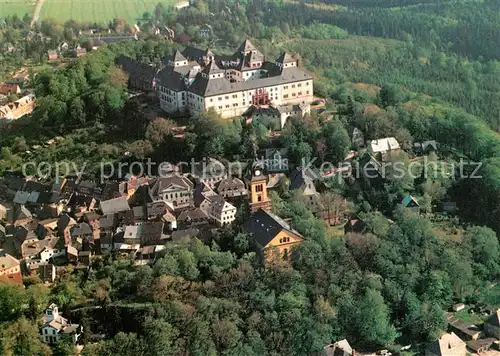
top-left (248, 165), bottom-right (271, 213)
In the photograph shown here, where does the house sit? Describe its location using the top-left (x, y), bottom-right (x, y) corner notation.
top-left (242, 105), bottom-right (282, 131)
top-left (150, 174), bottom-right (194, 210)
top-left (177, 208), bottom-right (210, 228)
top-left (401, 194), bottom-right (420, 213)
top-left (216, 176), bottom-right (248, 198)
top-left (344, 216), bottom-right (367, 234)
top-left (485, 309), bottom-right (500, 339)
top-left (65, 192), bottom-right (96, 214)
top-left (414, 140), bottom-right (438, 156)
top-left (197, 190), bottom-right (237, 227)
top-left (58, 42), bottom-right (69, 52)
top-left (47, 50), bottom-right (58, 61)
top-left (351, 127), bottom-right (365, 148)
top-left (38, 263), bottom-right (56, 283)
top-left (73, 47), bottom-right (87, 58)
top-left (172, 227), bottom-right (200, 242)
top-left (57, 213), bottom-right (77, 245)
top-left (358, 153), bottom-right (384, 187)
top-left (116, 56), bottom-right (157, 92)
top-left (40, 304), bottom-right (82, 345)
top-left (425, 332), bottom-right (466, 356)
top-left (446, 313), bottom-right (482, 341)
top-left (259, 148), bottom-right (289, 173)
top-left (289, 167), bottom-right (321, 212)
top-left (199, 24), bottom-right (213, 37)
top-left (0, 93), bottom-right (36, 121)
top-left (100, 196), bottom-right (130, 215)
top-left (0, 253), bottom-right (22, 285)
top-left (0, 203), bottom-right (7, 220)
top-left (21, 236), bottom-right (65, 266)
top-left (323, 339), bottom-right (353, 356)
top-left (369, 137), bottom-right (401, 161)
top-left (191, 157), bottom-right (228, 188)
top-left (243, 209), bottom-right (303, 262)
top-left (13, 205), bottom-right (33, 226)
top-left (277, 102), bottom-right (310, 128)
top-left (0, 83), bottom-right (21, 96)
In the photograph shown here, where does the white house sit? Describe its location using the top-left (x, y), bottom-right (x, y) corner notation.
top-left (40, 304), bottom-right (82, 345)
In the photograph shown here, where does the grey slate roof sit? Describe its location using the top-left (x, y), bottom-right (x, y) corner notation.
top-left (243, 209), bottom-right (302, 247)
top-left (173, 50), bottom-right (187, 62)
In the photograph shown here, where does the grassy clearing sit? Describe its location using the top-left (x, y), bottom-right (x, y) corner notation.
top-left (0, 0), bottom-right (34, 18)
top-left (39, 0), bottom-right (178, 24)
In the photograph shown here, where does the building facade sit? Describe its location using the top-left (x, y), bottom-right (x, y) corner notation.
top-left (156, 40), bottom-right (314, 119)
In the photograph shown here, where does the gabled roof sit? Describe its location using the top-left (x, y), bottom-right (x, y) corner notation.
top-left (202, 60), bottom-right (225, 75)
top-left (243, 209), bottom-right (303, 247)
top-left (0, 253), bottom-right (19, 271)
top-left (100, 196), bottom-right (130, 215)
top-left (173, 50), bottom-right (187, 62)
top-left (323, 339), bottom-right (353, 356)
top-left (150, 174), bottom-right (193, 195)
top-left (402, 194), bottom-right (419, 207)
top-left (276, 52), bottom-right (296, 64)
top-left (369, 137), bottom-right (400, 153)
top-left (177, 208), bottom-right (209, 222)
top-left (426, 332), bottom-right (465, 356)
top-left (216, 176), bottom-right (246, 192)
top-left (237, 39), bottom-right (257, 54)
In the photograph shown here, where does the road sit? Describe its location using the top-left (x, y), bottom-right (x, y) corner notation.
top-left (31, 0), bottom-right (46, 26)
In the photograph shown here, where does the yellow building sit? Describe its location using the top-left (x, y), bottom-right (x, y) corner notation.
top-left (243, 209), bottom-right (303, 262)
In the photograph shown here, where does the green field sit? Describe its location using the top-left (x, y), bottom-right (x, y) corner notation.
top-left (39, 0), bottom-right (178, 24)
top-left (0, 0), bottom-right (35, 18)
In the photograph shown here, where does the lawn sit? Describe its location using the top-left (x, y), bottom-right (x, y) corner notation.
top-left (0, 0), bottom-right (34, 18)
top-left (39, 0), bottom-right (179, 24)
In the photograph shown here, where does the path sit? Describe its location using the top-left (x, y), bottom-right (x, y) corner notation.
top-left (30, 0), bottom-right (46, 26)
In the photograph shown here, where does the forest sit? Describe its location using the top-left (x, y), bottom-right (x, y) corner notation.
top-left (1, 0), bottom-right (500, 354)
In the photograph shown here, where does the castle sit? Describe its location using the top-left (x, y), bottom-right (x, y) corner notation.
top-left (155, 39), bottom-right (314, 119)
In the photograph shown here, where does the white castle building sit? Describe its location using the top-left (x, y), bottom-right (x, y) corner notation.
top-left (155, 40), bottom-right (314, 119)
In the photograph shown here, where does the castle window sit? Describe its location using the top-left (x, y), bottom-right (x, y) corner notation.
top-left (284, 94), bottom-right (289, 99)
top-left (257, 196), bottom-right (262, 202)
top-left (256, 184), bottom-right (263, 192)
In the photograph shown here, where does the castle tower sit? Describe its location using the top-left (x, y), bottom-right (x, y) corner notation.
top-left (248, 165), bottom-right (271, 213)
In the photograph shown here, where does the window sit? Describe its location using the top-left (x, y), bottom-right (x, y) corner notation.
top-left (292, 84), bottom-right (295, 88)
top-left (219, 106), bottom-right (222, 109)
top-left (306, 82), bottom-right (310, 85)
top-left (225, 96), bottom-right (229, 99)
top-left (256, 184), bottom-right (263, 192)
top-left (257, 196), bottom-right (262, 202)
top-left (298, 92), bottom-right (302, 96)
top-left (292, 93), bottom-right (296, 97)
top-left (298, 83), bottom-right (302, 87)
top-left (306, 91), bottom-right (309, 94)
top-left (218, 97), bottom-right (222, 101)
top-left (232, 94), bottom-right (237, 98)
top-left (284, 85), bottom-right (288, 89)
top-left (283, 94), bottom-right (289, 99)
top-left (225, 105), bottom-right (230, 108)
top-left (233, 103), bottom-right (238, 107)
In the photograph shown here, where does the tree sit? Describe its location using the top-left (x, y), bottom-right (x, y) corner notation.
top-left (378, 84), bottom-right (405, 108)
top-left (319, 191), bottom-right (348, 226)
top-left (353, 289), bottom-right (396, 347)
top-left (322, 119), bottom-right (351, 163)
top-left (145, 118), bottom-right (175, 146)
top-left (0, 317), bottom-right (52, 356)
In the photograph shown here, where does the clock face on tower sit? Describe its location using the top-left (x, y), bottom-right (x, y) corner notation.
top-left (254, 169), bottom-right (261, 176)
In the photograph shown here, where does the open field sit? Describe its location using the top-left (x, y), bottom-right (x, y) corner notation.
top-left (1, 0), bottom-right (179, 23)
top-left (0, 0), bottom-right (35, 18)
top-left (39, 0), bottom-right (179, 23)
